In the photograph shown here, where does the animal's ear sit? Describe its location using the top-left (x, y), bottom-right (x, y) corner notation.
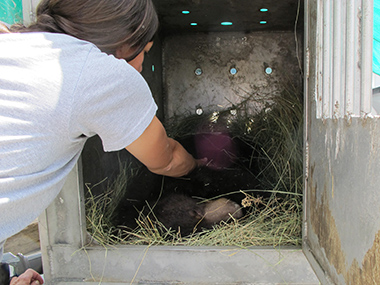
top-left (189, 209), bottom-right (203, 219)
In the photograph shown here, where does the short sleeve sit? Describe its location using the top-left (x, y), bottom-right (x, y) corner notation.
top-left (71, 47), bottom-right (158, 152)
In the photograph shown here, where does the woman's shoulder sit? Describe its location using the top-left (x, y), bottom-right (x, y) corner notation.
top-left (1, 31), bottom-right (96, 51)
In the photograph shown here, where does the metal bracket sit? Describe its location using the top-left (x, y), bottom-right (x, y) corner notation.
top-left (1, 252), bottom-right (42, 276)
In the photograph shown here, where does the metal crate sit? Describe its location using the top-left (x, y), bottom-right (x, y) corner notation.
top-left (36, 0), bottom-right (379, 284)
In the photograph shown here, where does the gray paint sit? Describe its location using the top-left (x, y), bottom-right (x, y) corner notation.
top-left (305, 118), bottom-right (380, 284)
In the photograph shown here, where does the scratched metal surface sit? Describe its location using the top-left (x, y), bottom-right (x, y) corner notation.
top-left (304, 0), bottom-right (380, 283)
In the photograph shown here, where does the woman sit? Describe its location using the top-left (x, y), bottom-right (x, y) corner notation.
top-left (0, 0), bottom-right (199, 281)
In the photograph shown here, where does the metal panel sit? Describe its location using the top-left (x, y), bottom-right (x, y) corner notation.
top-left (305, 118), bottom-right (380, 284)
top-left (39, 160), bottom-right (87, 281)
top-left (304, 0), bottom-right (380, 283)
top-left (39, 164), bottom-right (319, 284)
top-left (152, 0), bottom-right (303, 33)
top-left (33, 1), bottom-right (317, 283)
top-left (37, 5), bottom-right (319, 281)
top-left (163, 31), bottom-right (302, 119)
top-left (313, 0), bottom-right (373, 120)
top-left (40, 244), bottom-right (319, 284)
top-left (21, 0), bottom-right (41, 25)
top-left (361, 0), bottom-right (375, 114)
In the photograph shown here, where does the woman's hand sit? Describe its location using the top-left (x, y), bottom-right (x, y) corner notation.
top-left (10, 269), bottom-right (44, 285)
top-left (196, 157), bottom-right (208, 167)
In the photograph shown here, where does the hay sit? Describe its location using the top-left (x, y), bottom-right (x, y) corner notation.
top-left (85, 82), bottom-right (304, 247)
top-left (86, 189), bottom-right (302, 247)
top-left (123, 192), bottom-right (302, 247)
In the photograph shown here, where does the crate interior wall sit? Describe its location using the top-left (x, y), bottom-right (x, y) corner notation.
top-left (39, 0), bottom-right (321, 283)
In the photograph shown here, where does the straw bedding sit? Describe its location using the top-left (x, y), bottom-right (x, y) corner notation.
top-left (85, 82), bottom-right (304, 247)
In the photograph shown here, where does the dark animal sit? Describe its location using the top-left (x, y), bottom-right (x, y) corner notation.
top-left (154, 194), bottom-right (243, 236)
top-left (201, 197), bottom-right (243, 225)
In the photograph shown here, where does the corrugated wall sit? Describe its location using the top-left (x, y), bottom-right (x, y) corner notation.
top-left (305, 0), bottom-right (380, 284)
top-left (313, 0), bottom-right (373, 119)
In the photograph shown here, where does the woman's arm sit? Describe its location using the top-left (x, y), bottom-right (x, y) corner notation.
top-left (125, 116), bottom-right (197, 177)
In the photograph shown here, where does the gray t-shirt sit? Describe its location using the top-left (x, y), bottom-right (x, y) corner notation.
top-left (0, 32), bottom-right (157, 244)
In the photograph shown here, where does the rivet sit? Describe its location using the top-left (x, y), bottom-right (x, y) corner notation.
top-left (230, 67), bottom-right (237, 75)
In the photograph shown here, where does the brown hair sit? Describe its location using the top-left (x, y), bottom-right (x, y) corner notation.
top-left (10, 0), bottom-right (158, 58)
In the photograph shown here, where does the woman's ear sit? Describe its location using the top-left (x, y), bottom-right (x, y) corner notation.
top-left (115, 44), bottom-right (127, 59)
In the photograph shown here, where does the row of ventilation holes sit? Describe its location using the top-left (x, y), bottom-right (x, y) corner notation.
top-left (182, 8), bottom-right (269, 26)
